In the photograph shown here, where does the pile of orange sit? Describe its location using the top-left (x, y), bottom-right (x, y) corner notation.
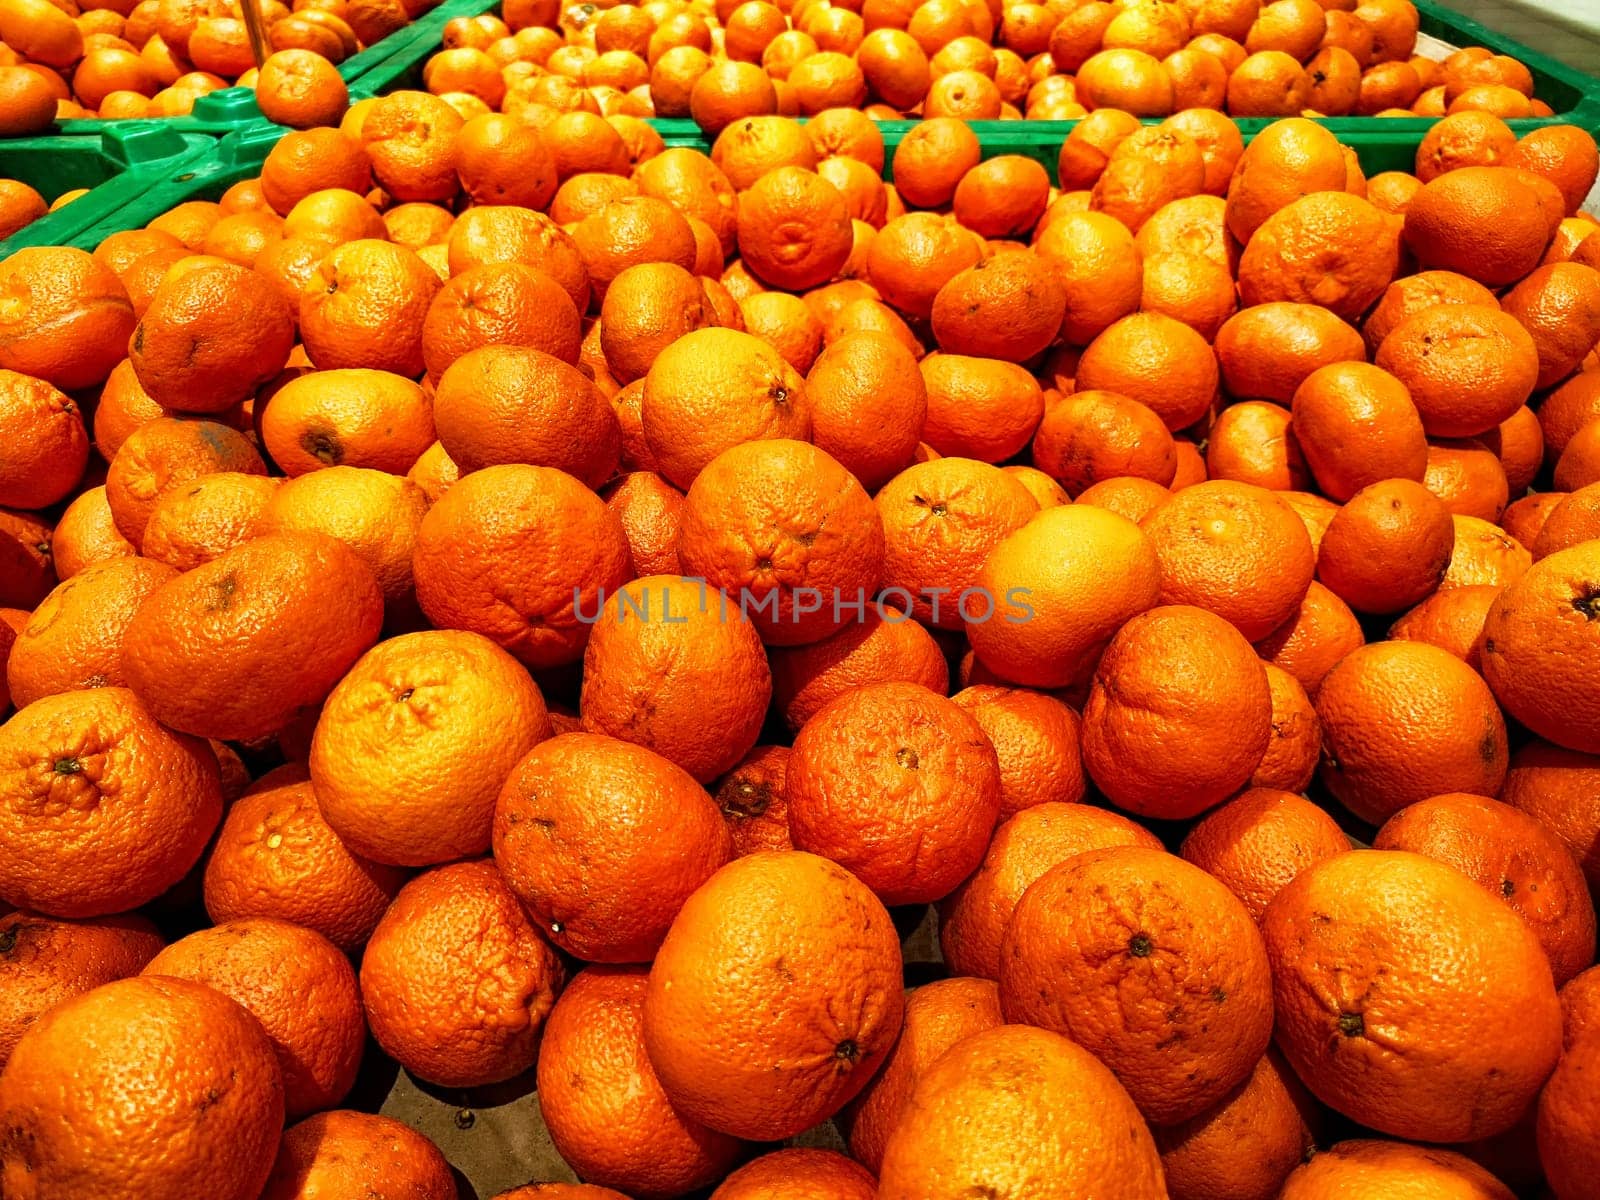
top-left (0, 0), bottom-right (415, 130)
top-left (403, 0), bottom-right (1558, 128)
top-left (2, 86), bottom-right (1600, 1199)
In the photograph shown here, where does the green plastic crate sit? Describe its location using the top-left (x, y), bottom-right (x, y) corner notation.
top-left (0, 124), bottom-right (216, 257)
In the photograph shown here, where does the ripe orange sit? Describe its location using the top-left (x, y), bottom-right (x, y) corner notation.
top-left (300, 239), bottom-right (443, 377)
top-left (1375, 303), bottom-right (1539, 439)
top-left (804, 330), bottom-right (927, 490)
top-left (1289, 362), bottom-right (1428, 500)
top-left (1031, 389), bottom-right (1178, 496)
top-left (1264, 850), bottom-right (1562, 1142)
top-left (1539, 1030), bottom-right (1600, 1199)
top-left (712, 1149), bottom-right (876, 1198)
top-left (0, 687), bottom-right (221, 918)
top-left (930, 248), bottom-right (1067, 364)
top-left (361, 859), bottom-right (564, 1087)
top-left (0, 246), bottom-right (135, 392)
top-left (1316, 478), bottom-right (1454, 614)
top-left (257, 367), bottom-right (436, 477)
top-left (1074, 310), bottom-right (1220, 431)
top-left (0, 975), bottom-right (283, 1200)
top-left (0, 369), bottom-right (89, 512)
top-left (260, 1111), bottom-right (457, 1200)
top-left (1216, 301), bottom-right (1366, 405)
top-left (770, 605), bottom-right (947, 730)
top-left (1281, 1140), bottom-right (1516, 1199)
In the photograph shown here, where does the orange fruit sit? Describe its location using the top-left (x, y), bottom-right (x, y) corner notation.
top-left (930, 248), bottom-right (1067, 363)
top-left (1289, 361), bottom-right (1428, 500)
top-left (1374, 303), bottom-right (1538, 439)
top-left (1501, 739), bottom-right (1600, 896)
top-left (1387, 583), bottom-right (1500, 670)
top-left (769, 604), bottom-right (947, 730)
top-left (1509, 124), bottom-right (1600, 217)
top-left (969, 504), bottom-right (1162, 688)
top-left (938, 801), bottom-right (1162, 979)
top-left (0, 507), bottom-right (57, 611)
top-left (1216, 301), bottom-right (1366, 404)
top-left (1315, 477), bottom-right (1454, 614)
top-left (494, 731), bottom-right (732, 963)
top-left (643, 850), bottom-right (904, 1140)
top-left (676, 439), bottom-right (884, 646)
top-left (918, 352), bottom-right (1044, 464)
top-left (787, 681), bottom-right (1000, 904)
top-left (948, 683), bottom-right (1085, 820)
top-left (47, 486), bottom-right (137, 581)
top-left (131, 471), bottom-right (274, 574)
top-left (421, 261), bottom-right (582, 383)
top-left (1082, 603), bottom-right (1273, 818)
top-left (1249, 662), bottom-right (1321, 792)
top-left (736, 165), bottom-right (853, 292)
top-left (0, 370), bottom-right (89, 512)
top-left (0, 687), bottom-right (221, 917)
top-left (142, 917), bottom-right (363, 1118)
top-left (536, 965), bottom-right (742, 1196)
top-left (1280, 1139), bottom-right (1516, 1199)
top-left (600, 261), bottom-right (715, 384)
top-left (1500, 261), bottom-right (1600, 389)
top-left (839, 976), bottom-right (1004, 1172)
top-left (1423, 438), bottom-right (1511, 524)
top-left (360, 90), bottom-right (465, 202)
top-left (1263, 849), bottom-right (1561, 1142)
top-left (1074, 310), bottom-right (1219, 431)
top-left (300, 239), bottom-right (443, 377)
top-left (712, 1149), bottom-right (876, 1199)
top-left (260, 1111), bottom-right (457, 1200)
top-left (1539, 1013), bottom-right (1600, 1197)
top-left (306, 629), bottom-right (551, 868)
top-left (1481, 542), bottom-right (1600, 753)
top-left (0, 246), bottom-right (135, 391)
top-left (1033, 210), bottom-right (1143, 345)
top-left (715, 743), bottom-right (793, 858)
top-left (1439, 512), bottom-right (1530, 588)
top-left (1237, 191), bottom-right (1400, 321)
top-left (639, 326), bottom-right (810, 489)
top-left (256, 46), bottom-right (348, 128)
top-left (432, 344), bottom-right (619, 488)
top-left (412, 464), bottom-right (630, 670)
top-left (1403, 165), bottom-right (1552, 286)
top-left (105, 414), bottom-right (268, 548)
top-left (1224, 117), bottom-right (1347, 244)
top-left (1001, 844), bottom-right (1274, 1123)
top-left (1374, 792), bottom-right (1596, 986)
top-left (1032, 389), bottom-right (1177, 496)
top-left (259, 129), bottom-right (372, 217)
top-left (360, 858), bottom-right (563, 1087)
top-left (1181, 786), bottom-right (1351, 923)
top-left (1534, 483), bottom-right (1600, 560)
top-left (257, 367), bottom-right (435, 477)
top-left (0, 975), bottom-right (283, 1200)
top-left (1315, 641), bottom-right (1508, 824)
top-left (0, 911), bottom-right (164, 1070)
top-left (804, 330), bottom-right (927, 490)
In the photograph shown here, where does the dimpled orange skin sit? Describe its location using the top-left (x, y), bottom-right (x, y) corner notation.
top-left (1237, 192), bottom-right (1402, 322)
top-left (411, 464), bottom-right (631, 671)
top-left (580, 575), bottom-right (773, 784)
top-left (786, 681), bottom-right (1003, 906)
top-left (105, 416), bottom-right (267, 549)
top-left (968, 504), bottom-right (1164, 689)
top-left (676, 440), bottom-right (885, 647)
top-left (0, 911), bottom-right (165, 1069)
top-left (0, 687), bottom-right (222, 918)
top-left (1262, 849), bottom-right (1562, 1143)
top-left (876, 1024), bottom-right (1166, 1199)
top-left (1480, 543), bottom-right (1600, 754)
top-left (1280, 1139), bottom-right (1515, 1200)
top-left (0, 247), bottom-right (136, 393)
top-left (642, 851), bottom-right (905, 1142)
top-left (948, 684), bottom-right (1087, 821)
top-left (1539, 1031), bottom-right (1600, 1199)
top-left (711, 1148), bottom-right (876, 1199)
top-left (1000, 845), bottom-right (1275, 1125)
top-left (121, 531), bottom-right (383, 742)
top-left (1314, 641), bottom-right (1509, 825)
top-left (310, 630), bottom-right (552, 868)
top-left (491, 1187), bottom-right (631, 1200)
top-left (1082, 604), bottom-right (1274, 820)
top-left (494, 732), bottom-right (732, 963)
top-left (141, 918), bottom-right (365, 1119)
top-left (769, 605), bottom-right (948, 732)
top-left (259, 1110), bottom-right (458, 1200)
top-left (840, 977), bottom-right (1003, 1174)
top-left (0, 370), bottom-right (89, 512)
top-left (0, 975), bottom-right (284, 1200)
top-left (359, 859), bottom-right (564, 1088)
top-left (203, 766), bottom-right (407, 955)
top-left (536, 965), bottom-right (743, 1198)
top-left (938, 802), bottom-right (1163, 982)
top-left (1374, 792), bottom-right (1597, 986)
top-left (1181, 788), bottom-right (1352, 924)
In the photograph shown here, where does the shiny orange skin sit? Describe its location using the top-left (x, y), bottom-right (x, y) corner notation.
top-left (712, 1148), bottom-right (876, 1199)
top-left (769, 605), bottom-right (948, 731)
top-left (259, 1110), bottom-right (457, 1200)
top-left (948, 684), bottom-right (1086, 821)
top-left (1280, 1139), bottom-right (1515, 1200)
top-left (1539, 1031), bottom-right (1600, 1199)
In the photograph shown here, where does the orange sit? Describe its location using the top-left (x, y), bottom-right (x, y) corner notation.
top-left (787, 681), bottom-right (1000, 904)
top-left (0, 687), bottom-right (221, 917)
top-left (1263, 850), bottom-right (1561, 1142)
top-left (1501, 740), bottom-right (1600, 895)
top-left (0, 66), bottom-right (58, 136)
top-left (1181, 786), bottom-right (1350, 923)
top-left (259, 128), bottom-right (371, 216)
top-left (1534, 484), bottom-right (1600, 559)
top-left (260, 1111), bottom-right (457, 1200)
top-left (360, 90), bottom-right (465, 202)
top-left (279, 187), bottom-right (383, 244)
top-left (1031, 388), bottom-right (1177, 496)
top-left (255, 47), bottom-right (348, 128)
top-left (1481, 542), bottom-right (1600, 753)
top-left (1315, 641), bottom-right (1508, 824)
top-left (308, 630), bottom-right (550, 867)
top-left (640, 326), bottom-right (810, 489)
top-left (712, 115), bottom-right (818, 190)
top-left (421, 261), bottom-right (582, 382)
top-left (1316, 478), bottom-right (1454, 614)
top-left (1403, 165), bottom-right (1552, 286)
top-left (1423, 438), bottom-right (1511, 523)
top-left (1156, 1051), bottom-right (1324, 1200)
top-left (1485, 403), bottom-right (1544, 494)
top-left (0, 246), bottom-right (135, 391)
top-left (1076, 475), bottom-right (1173, 522)
top-left (1387, 582), bottom-right (1500, 670)
top-left (494, 732), bottom-right (731, 962)
top-left (715, 743), bottom-right (793, 857)
top-left (258, 367), bottom-right (435, 477)
top-left (300, 239), bottom-right (443, 377)
top-left (918, 352), bottom-right (1043, 463)
top-left (601, 261), bottom-right (715, 383)
top-left (431, 344), bottom-right (619, 488)
top-left (1280, 1139), bottom-right (1516, 1199)
top-left (0, 975), bottom-right (282, 1200)
top-left (1081, 604), bottom-right (1273, 818)
top-left (1556, 419), bottom-right (1600, 491)
top-left (139, 472), bottom-right (280, 573)
top-left (5, 557), bottom-right (177, 709)
top-left (688, 59), bottom-right (779, 135)
top-left (891, 115), bottom-right (981, 207)
top-left (952, 154), bottom-right (1050, 238)
top-left (1216, 301), bottom-right (1366, 404)
top-left (1227, 49), bottom-right (1311, 115)
top-left (1541, 1006), bottom-right (1600, 1196)
top-left (0, 508), bottom-right (57, 610)
top-left (131, 262), bottom-right (295, 413)
top-left (361, 859), bottom-right (563, 1087)
top-left (142, 918), bottom-right (363, 1118)
top-left (712, 1149), bottom-right (876, 1199)
top-left (0, 369), bottom-right (89, 511)
top-left (537, 966), bottom-right (742, 1196)
top-left (122, 530), bottom-right (383, 741)
top-left (1289, 361), bottom-right (1427, 500)
top-left (1001, 845), bottom-right (1274, 1123)
top-left (1500, 261), bottom-right (1600, 389)
top-left (1249, 662), bottom-right (1321, 791)
top-left (1374, 303), bottom-right (1538, 438)
top-left (1139, 249), bottom-right (1238, 341)
top-left (602, 469), bottom-right (685, 576)
top-left (948, 683), bottom-right (1085, 820)
top-left (1033, 210), bottom-right (1143, 345)
top-left (1237, 191), bottom-right (1400, 321)
top-left (840, 976), bottom-right (1004, 1172)
top-left (1224, 117), bottom-right (1347, 243)
top-left (938, 801), bottom-right (1162, 979)
top-left (1375, 792), bottom-right (1596, 986)
top-left (51, 486), bottom-right (136, 580)
top-left (1508, 124), bottom-right (1600, 217)
top-left (1441, 512), bottom-right (1531, 588)
top-left (643, 850), bottom-right (904, 1140)
top-left (769, 605), bottom-right (947, 730)
top-left (412, 464), bottom-right (630, 670)
top-left (676, 439), bottom-right (883, 645)
top-left (803, 330), bottom-right (926, 489)
top-left (737, 165), bottom-right (853, 291)
top-left (969, 504), bottom-right (1161, 688)
top-left (1074, 310), bottom-right (1219, 431)
top-left (1140, 481), bottom-right (1316, 640)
